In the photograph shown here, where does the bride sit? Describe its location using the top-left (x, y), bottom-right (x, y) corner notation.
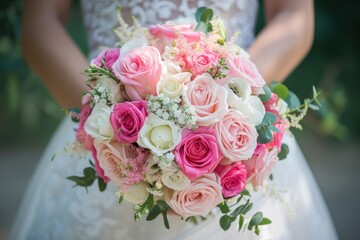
top-left (12, 0), bottom-right (338, 239)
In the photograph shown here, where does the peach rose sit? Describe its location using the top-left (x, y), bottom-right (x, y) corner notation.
top-left (112, 46), bottom-right (162, 100)
top-left (165, 173), bottom-right (223, 218)
top-left (182, 73), bottom-right (228, 126)
top-left (226, 54), bottom-right (265, 95)
top-left (215, 109), bottom-right (258, 162)
top-left (243, 148), bottom-right (279, 190)
top-left (93, 139), bottom-right (124, 186)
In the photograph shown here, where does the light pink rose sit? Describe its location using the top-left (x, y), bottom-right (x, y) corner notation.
top-left (110, 101), bottom-right (148, 143)
top-left (214, 109), bottom-right (258, 162)
top-left (165, 173), bottom-right (223, 218)
top-left (112, 46), bottom-right (162, 100)
top-left (243, 148), bottom-right (279, 190)
top-left (91, 147), bottom-right (110, 183)
top-left (174, 127), bottom-right (223, 180)
top-left (215, 162), bottom-right (247, 198)
top-left (76, 99), bottom-right (94, 150)
top-left (149, 24), bottom-right (203, 49)
top-left (182, 73), bottom-right (228, 126)
top-left (91, 48), bottom-right (120, 69)
top-left (182, 48), bottom-right (219, 77)
top-left (226, 55), bottom-right (265, 95)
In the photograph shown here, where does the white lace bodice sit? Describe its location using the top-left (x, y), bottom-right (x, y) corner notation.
top-left (80, 0), bottom-right (259, 59)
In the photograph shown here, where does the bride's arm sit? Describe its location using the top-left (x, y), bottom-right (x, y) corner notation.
top-left (21, 0), bottom-right (88, 108)
top-left (248, 0), bottom-right (314, 83)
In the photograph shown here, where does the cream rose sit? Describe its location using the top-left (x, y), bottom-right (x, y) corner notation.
top-left (122, 181), bottom-right (150, 204)
top-left (161, 169), bottom-right (191, 191)
top-left (84, 103), bottom-right (113, 140)
top-left (235, 96), bottom-right (265, 126)
top-left (165, 173), bottom-right (223, 218)
top-left (157, 72), bottom-right (191, 98)
top-left (182, 73), bottom-right (228, 126)
top-left (137, 114), bottom-right (182, 155)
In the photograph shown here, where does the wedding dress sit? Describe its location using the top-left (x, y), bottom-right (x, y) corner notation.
top-left (10, 0), bottom-right (338, 239)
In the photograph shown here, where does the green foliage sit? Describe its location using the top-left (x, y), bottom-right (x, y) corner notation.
top-left (256, 112), bottom-right (278, 144)
top-left (195, 7), bottom-right (214, 33)
top-left (278, 143), bottom-right (289, 160)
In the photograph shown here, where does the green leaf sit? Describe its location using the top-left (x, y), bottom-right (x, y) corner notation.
top-left (162, 211), bottom-right (170, 229)
top-left (257, 127), bottom-right (273, 144)
top-left (218, 202), bottom-right (230, 214)
top-left (268, 125), bottom-right (280, 133)
top-left (263, 112), bottom-right (277, 125)
top-left (97, 176), bottom-right (107, 192)
top-left (220, 215), bottom-right (234, 231)
top-left (248, 212), bottom-right (263, 230)
top-left (195, 8), bottom-right (214, 33)
top-left (195, 7), bottom-right (207, 22)
top-left (259, 85), bottom-right (271, 102)
top-left (272, 83), bottom-right (289, 100)
top-left (258, 217), bottom-right (272, 225)
top-left (118, 193), bottom-right (124, 204)
top-left (229, 203), bottom-right (248, 218)
top-left (285, 91), bottom-right (301, 110)
top-left (146, 204), bottom-right (162, 221)
top-left (238, 214), bottom-right (245, 231)
top-left (308, 104), bottom-right (320, 111)
top-left (241, 189), bottom-right (251, 196)
top-left (255, 225), bottom-right (260, 236)
top-left (278, 143), bottom-right (289, 160)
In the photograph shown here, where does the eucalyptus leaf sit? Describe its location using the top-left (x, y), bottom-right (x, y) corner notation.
top-left (97, 176), bottom-right (107, 192)
top-left (285, 91), bottom-right (301, 110)
top-left (147, 204), bottom-right (161, 221)
top-left (272, 83), bottom-right (289, 100)
top-left (238, 214), bottom-right (245, 231)
top-left (162, 211), bottom-right (170, 229)
top-left (218, 202), bottom-right (230, 214)
top-left (195, 7), bottom-right (207, 22)
top-left (258, 217), bottom-right (272, 225)
top-left (248, 212), bottom-right (263, 230)
top-left (220, 215), bottom-right (234, 231)
top-left (259, 85), bottom-right (271, 102)
top-left (278, 143), bottom-right (289, 160)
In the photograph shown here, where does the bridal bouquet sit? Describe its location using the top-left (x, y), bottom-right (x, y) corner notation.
top-left (67, 7), bottom-right (319, 235)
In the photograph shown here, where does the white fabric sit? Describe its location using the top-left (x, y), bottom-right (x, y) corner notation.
top-left (11, 1), bottom-right (338, 239)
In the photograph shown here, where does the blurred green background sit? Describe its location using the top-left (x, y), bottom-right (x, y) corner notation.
top-left (0, 0), bottom-right (359, 239)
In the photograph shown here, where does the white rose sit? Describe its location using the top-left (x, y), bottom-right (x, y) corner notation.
top-left (235, 96), bottom-right (265, 126)
top-left (122, 181), bottom-right (149, 204)
top-left (137, 114), bottom-right (182, 155)
top-left (157, 72), bottom-right (191, 98)
top-left (84, 103), bottom-right (113, 140)
top-left (120, 37), bottom-right (148, 55)
top-left (98, 76), bottom-right (123, 103)
top-left (161, 61), bottom-right (181, 76)
top-left (162, 170), bottom-right (191, 191)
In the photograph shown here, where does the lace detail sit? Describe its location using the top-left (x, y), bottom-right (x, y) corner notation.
top-left (80, 0), bottom-right (258, 59)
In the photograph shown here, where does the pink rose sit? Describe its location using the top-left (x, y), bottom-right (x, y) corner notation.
top-left (112, 46), bottom-right (162, 100)
top-left (182, 48), bottom-right (219, 77)
top-left (174, 127), bottom-right (223, 180)
top-left (226, 55), bottom-right (265, 95)
top-left (149, 24), bottom-right (203, 50)
top-left (243, 148), bottom-right (279, 190)
top-left (214, 109), bottom-right (258, 162)
top-left (182, 73), bottom-right (228, 126)
top-left (215, 162), bottom-right (247, 198)
top-left (110, 101), bottom-right (148, 143)
top-left (91, 147), bottom-right (110, 183)
top-left (263, 93), bottom-right (279, 115)
top-left (91, 48), bottom-right (120, 69)
top-left (165, 173), bottom-right (223, 218)
top-left (76, 99), bottom-right (94, 150)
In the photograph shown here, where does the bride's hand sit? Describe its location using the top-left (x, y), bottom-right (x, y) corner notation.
top-left (21, 0), bottom-right (88, 108)
top-left (248, 0), bottom-right (314, 83)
